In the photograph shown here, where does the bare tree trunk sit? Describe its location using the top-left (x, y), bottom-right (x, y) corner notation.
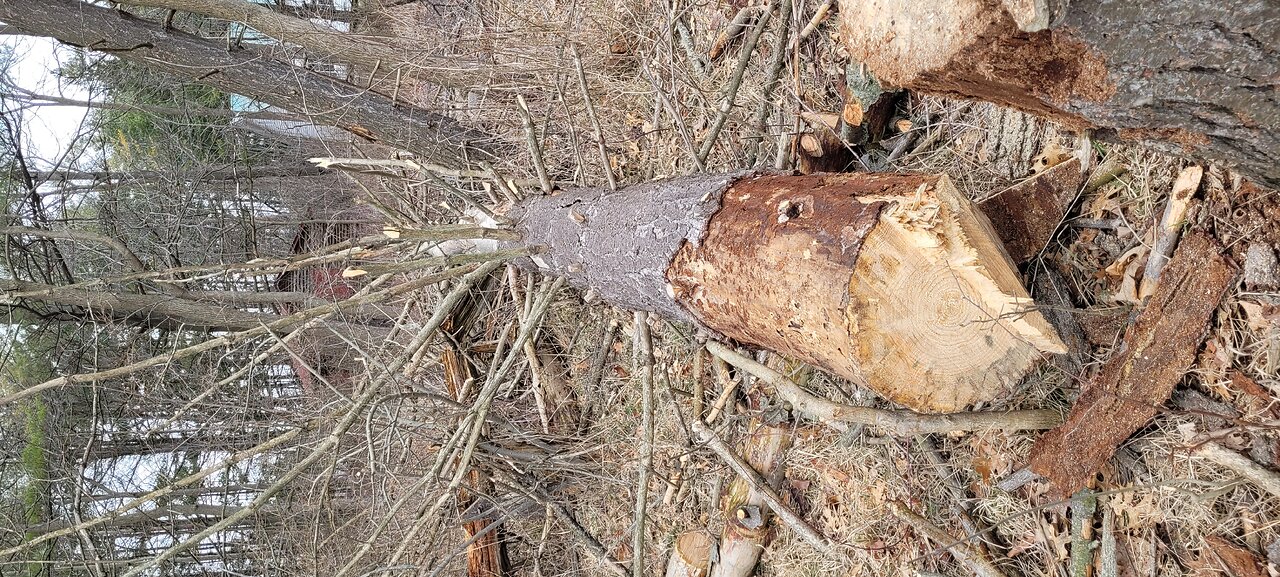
top-left (119, 0), bottom-right (488, 88)
top-left (19, 161), bottom-right (326, 183)
top-left (839, 0), bottom-right (1280, 187)
top-left (506, 172), bottom-right (1065, 413)
top-left (1, 279), bottom-right (391, 354)
top-left (0, 0), bottom-right (491, 166)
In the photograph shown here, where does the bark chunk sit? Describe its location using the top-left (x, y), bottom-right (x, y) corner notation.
top-left (1029, 232), bottom-right (1236, 496)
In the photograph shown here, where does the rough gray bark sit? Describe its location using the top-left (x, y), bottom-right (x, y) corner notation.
top-left (0, 0), bottom-right (491, 166)
top-left (508, 172), bottom-right (745, 328)
top-left (840, 0), bottom-right (1280, 187)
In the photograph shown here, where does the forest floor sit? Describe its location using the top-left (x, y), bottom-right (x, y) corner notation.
top-left (288, 1), bottom-right (1280, 576)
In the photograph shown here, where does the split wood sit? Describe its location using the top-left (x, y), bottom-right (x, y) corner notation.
top-left (705, 341), bottom-right (1062, 435)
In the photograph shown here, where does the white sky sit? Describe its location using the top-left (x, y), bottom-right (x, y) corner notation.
top-left (3, 35), bottom-right (92, 170)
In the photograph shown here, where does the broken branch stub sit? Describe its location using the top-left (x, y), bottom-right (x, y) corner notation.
top-left (508, 172), bottom-right (1065, 413)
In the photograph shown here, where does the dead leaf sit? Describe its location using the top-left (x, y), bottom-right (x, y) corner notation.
top-left (1194, 536), bottom-right (1267, 577)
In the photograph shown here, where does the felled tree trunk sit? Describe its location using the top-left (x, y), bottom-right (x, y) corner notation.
top-left (508, 172), bottom-right (1065, 413)
top-left (839, 0), bottom-right (1280, 188)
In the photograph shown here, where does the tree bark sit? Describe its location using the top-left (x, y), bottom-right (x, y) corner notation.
top-left (0, 0), bottom-right (490, 166)
top-left (119, 0), bottom-right (489, 89)
top-left (0, 279), bottom-right (391, 355)
top-left (839, 0), bottom-right (1280, 188)
top-left (507, 172), bottom-right (1065, 413)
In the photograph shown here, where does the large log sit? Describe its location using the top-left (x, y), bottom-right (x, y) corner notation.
top-left (838, 0), bottom-right (1280, 188)
top-left (508, 172), bottom-right (1066, 413)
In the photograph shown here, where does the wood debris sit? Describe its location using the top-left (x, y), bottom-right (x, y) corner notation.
top-left (978, 157), bottom-right (1083, 262)
top-left (1029, 232), bottom-right (1236, 496)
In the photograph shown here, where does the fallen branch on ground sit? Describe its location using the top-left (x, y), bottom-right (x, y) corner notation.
top-left (705, 341), bottom-right (1063, 435)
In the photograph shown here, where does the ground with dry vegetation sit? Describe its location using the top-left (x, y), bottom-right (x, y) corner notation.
top-left (278, 1), bottom-right (1280, 576)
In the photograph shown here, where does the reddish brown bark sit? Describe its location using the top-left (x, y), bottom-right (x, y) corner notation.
top-left (1029, 232), bottom-right (1235, 496)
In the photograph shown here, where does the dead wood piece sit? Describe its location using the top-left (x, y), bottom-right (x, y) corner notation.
top-left (665, 531), bottom-right (714, 577)
top-left (709, 6), bottom-right (767, 60)
top-left (978, 157), bottom-right (1083, 262)
top-left (710, 420), bottom-right (791, 577)
top-left (706, 341), bottom-right (1063, 434)
top-left (1069, 490), bottom-right (1097, 577)
top-left (1029, 232), bottom-right (1236, 497)
top-left (511, 172), bottom-right (1064, 413)
top-left (795, 66), bottom-right (899, 174)
top-left (1139, 166), bottom-right (1203, 299)
top-left (1196, 442), bottom-right (1280, 500)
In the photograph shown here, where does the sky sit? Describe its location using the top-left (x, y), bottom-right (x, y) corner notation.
top-left (3, 35), bottom-right (92, 170)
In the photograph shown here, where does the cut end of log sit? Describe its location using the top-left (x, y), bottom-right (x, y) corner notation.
top-left (664, 531), bottom-right (713, 577)
top-left (838, 0), bottom-right (1113, 128)
top-left (667, 173), bottom-right (1065, 413)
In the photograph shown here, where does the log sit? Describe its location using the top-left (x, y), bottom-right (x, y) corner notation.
top-left (710, 422), bottom-right (791, 577)
top-left (508, 172), bottom-right (1066, 413)
top-left (664, 531), bottom-right (713, 577)
top-left (838, 0), bottom-right (1280, 188)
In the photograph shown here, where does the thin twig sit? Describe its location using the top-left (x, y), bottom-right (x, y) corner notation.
top-left (689, 420), bottom-right (843, 559)
top-left (746, 0), bottom-right (793, 166)
top-left (698, 0), bottom-right (775, 164)
top-left (639, 62), bottom-right (706, 173)
top-left (1196, 442), bottom-right (1280, 499)
top-left (798, 0), bottom-right (833, 39)
top-left (571, 44), bottom-right (618, 190)
top-left (888, 500), bottom-right (1008, 577)
top-left (517, 94), bottom-right (554, 194)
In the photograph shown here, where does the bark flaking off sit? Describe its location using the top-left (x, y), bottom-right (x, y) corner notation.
top-left (667, 173), bottom-right (1066, 413)
top-left (1029, 232), bottom-right (1236, 497)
